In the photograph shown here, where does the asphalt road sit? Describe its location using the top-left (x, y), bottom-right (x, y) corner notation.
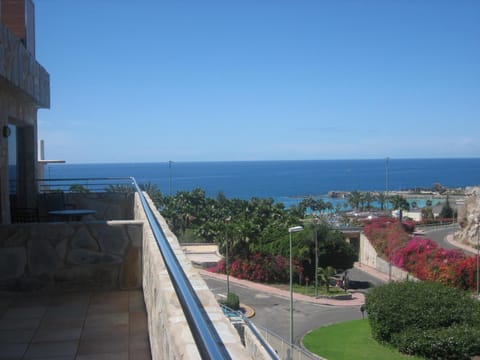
top-left (422, 225), bottom-right (474, 253)
top-left (202, 276), bottom-right (363, 345)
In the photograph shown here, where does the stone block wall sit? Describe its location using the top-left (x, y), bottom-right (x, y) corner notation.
top-left (0, 221), bottom-right (143, 290)
top-left (135, 193), bottom-right (251, 359)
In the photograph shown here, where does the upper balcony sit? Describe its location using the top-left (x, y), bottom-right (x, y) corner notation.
top-left (0, 22), bottom-right (50, 108)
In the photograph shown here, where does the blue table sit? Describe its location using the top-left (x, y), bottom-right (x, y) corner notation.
top-left (48, 209), bottom-right (96, 221)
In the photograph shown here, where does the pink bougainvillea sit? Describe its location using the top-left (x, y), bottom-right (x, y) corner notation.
top-left (208, 253), bottom-right (304, 284)
top-left (364, 218), bottom-right (478, 291)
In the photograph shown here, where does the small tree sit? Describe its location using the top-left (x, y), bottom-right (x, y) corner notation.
top-left (439, 196), bottom-right (454, 219)
top-left (389, 195), bottom-right (410, 223)
top-left (317, 266), bottom-right (336, 292)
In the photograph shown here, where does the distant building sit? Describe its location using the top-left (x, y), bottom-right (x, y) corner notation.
top-left (0, 0), bottom-right (50, 224)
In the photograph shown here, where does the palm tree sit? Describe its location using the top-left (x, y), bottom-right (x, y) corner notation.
top-left (389, 194), bottom-right (410, 223)
top-left (346, 191), bottom-right (362, 211)
top-left (317, 266), bottom-right (336, 293)
top-left (363, 192), bottom-right (374, 210)
top-left (375, 192), bottom-right (388, 210)
top-left (140, 181), bottom-right (163, 208)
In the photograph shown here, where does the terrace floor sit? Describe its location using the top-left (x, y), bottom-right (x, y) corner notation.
top-left (0, 289), bottom-right (151, 360)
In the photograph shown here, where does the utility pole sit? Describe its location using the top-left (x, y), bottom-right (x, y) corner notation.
top-left (168, 160), bottom-right (173, 196)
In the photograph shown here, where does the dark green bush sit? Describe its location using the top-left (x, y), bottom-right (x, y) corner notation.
top-left (392, 325), bottom-right (480, 360)
top-left (223, 292), bottom-right (240, 310)
top-left (365, 281), bottom-right (480, 343)
top-left (365, 281), bottom-right (480, 359)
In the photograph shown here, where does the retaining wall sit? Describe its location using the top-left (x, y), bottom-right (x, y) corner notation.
top-left (359, 232), bottom-right (411, 281)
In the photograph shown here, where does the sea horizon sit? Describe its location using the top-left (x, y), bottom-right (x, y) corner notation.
top-left (60, 156), bottom-right (480, 166)
top-left (46, 158), bottom-right (480, 209)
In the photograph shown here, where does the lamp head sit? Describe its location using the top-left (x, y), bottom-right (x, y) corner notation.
top-left (288, 226), bottom-right (304, 233)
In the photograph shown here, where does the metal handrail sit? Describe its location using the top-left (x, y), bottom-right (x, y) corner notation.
top-left (131, 177), bottom-right (232, 360)
top-left (220, 304), bottom-right (280, 360)
top-left (36, 177), bottom-right (135, 192)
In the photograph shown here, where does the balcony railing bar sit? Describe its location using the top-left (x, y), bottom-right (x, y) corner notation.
top-left (132, 177), bottom-right (232, 360)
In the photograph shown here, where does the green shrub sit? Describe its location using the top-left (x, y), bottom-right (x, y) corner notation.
top-left (392, 325), bottom-right (480, 360)
top-left (223, 292), bottom-right (240, 310)
top-left (366, 281), bottom-right (480, 342)
top-left (365, 281), bottom-right (480, 359)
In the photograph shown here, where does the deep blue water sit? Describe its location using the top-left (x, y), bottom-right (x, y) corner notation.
top-left (46, 159), bottom-right (480, 206)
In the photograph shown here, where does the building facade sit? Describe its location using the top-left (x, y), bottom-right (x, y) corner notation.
top-left (0, 0), bottom-right (49, 224)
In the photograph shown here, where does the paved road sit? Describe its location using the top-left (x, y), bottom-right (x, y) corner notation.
top-left (203, 276), bottom-right (363, 346)
top-left (422, 225), bottom-right (475, 253)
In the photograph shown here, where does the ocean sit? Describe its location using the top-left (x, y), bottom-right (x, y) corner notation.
top-left (46, 158), bottom-right (480, 207)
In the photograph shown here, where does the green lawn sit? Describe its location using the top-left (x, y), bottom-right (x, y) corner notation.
top-left (303, 319), bottom-right (424, 360)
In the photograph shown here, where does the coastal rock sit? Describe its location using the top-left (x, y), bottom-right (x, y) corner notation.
top-left (455, 186), bottom-right (480, 246)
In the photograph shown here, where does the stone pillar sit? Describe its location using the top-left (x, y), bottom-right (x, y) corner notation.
top-left (0, 95), bottom-right (10, 224)
top-left (16, 121), bottom-right (37, 208)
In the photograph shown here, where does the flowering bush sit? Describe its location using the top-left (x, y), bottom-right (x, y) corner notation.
top-left (365, 218), bottom-right (478, 291)
top-left (363, 218), bottom-right (411, 259)
top-left (208, 253), bottom-right (304, 284)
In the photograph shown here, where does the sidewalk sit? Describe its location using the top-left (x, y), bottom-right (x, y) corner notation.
top-left (199, 270), bottom-right (365, 307)
top-left (353, 262), bottom-right (391, 283)
top-left (446, 234), bottom-right (477, 254)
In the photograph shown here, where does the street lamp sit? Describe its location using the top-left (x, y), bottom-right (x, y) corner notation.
top-left (313, 218), bottom-right (319, 297)
top-left (168, 160), bottom-right (173, 196)
top-left (385, 157), bottom-right (390, 210)
top-left (225, 217), bottom-right (231, 295)
top-left (469, 215), bottom-right (479, 296)
top-left (288, 225), bottom-right (304, 356)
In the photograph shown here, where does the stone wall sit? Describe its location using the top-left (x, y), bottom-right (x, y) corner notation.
top-left (135, 193), bottom-right (252, 359)
top-left (0, 220), bottom-right (143, 290)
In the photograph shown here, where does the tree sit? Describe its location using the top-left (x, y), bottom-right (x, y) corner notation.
top-left (363, 192), bottom-right (374, 210)
top-left (389, 195), bottom-right (410, 223)
top-left (375, 192), bottom-right (388, 211)
top-left (439, 196), bottom-right (454, 219)
top-left (346, 191), bottom-right (362, 211)
top-left (140, 181), bottom-right (163, 208)
top-left (421, 206), bottom-right (434, 223)
top-left (69, 184), bottom-right (90, 193)
top-left (317, 266), bottom-right (336, 292)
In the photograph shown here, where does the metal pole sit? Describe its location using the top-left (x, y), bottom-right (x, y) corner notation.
top-left (289, 230), bottom-right (293, 355)
top-left (287, 225), bottom-right (303, 359)
top-left (477, 227), bottom-right (479, 296)
top-left (226, 229), bottom-right (230, 296)
top-left (168, 160), bottom-right (173, 196)
top-left (314, 219), bottom-right (318, 298)
top-left (386, 157), bottom-right (389, 209)
top-left (225, 217), bottom-right (231, 296)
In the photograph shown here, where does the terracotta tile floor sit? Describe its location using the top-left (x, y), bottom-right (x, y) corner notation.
top-left (0, 290), bottom-right (151, 360)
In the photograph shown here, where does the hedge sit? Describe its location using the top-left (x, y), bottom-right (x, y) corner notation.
top-left (365, 281), bottom-right (480, 359)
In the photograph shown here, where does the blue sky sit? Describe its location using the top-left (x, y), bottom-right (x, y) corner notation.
top-left (35, 0), bottom-right (480, 163)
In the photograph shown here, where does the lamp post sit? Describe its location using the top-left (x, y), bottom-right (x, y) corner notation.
top-left (469, 215), bottom-right (479, 296)
top-left (288, 225), bottom-right (304, 357)
top-left (313, 218), bottom-right (319, 297)
top-left (168, 160), bottom-right (173, 196)
top-left (475, 218), bottom-right (480, 297)
top-left (225, 217), bottom-right (231, 295)
top-left (385, 157), bottom-right (390, 210)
